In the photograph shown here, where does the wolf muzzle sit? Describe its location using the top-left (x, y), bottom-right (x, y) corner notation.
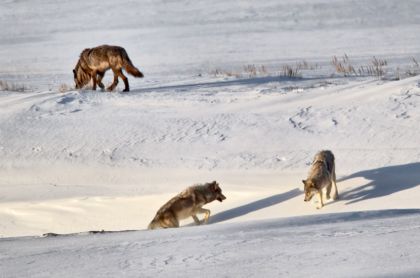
top-left (217, 194), bottom-right (227, 202)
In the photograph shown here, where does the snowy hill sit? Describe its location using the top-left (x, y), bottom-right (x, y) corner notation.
top-left (1, 0), bottom-right (420, 277)
top-left (2, 210), bottom-right (420, 277)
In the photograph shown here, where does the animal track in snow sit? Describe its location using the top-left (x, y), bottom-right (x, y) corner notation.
top-left (288, 106), bottom-right (313, 133)
top-left (288, 106), bottom-right (339, 133)
top-left (32, 146), bottom-right (42, 152)
top-left (389, 89), bottom-right (419, 119)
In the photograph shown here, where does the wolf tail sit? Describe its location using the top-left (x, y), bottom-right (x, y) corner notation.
top-left (123, 55), bottom-right (144, 78)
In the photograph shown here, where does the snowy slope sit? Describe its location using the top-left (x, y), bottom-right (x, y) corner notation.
top-left (1, 0), bottom-right (420, 89)
top-left (1, 0), bottom-right (420, 277)
top-left (2, 210), bottom-right (420, 278)
top-left (1, 72), bottom-right (420, 237)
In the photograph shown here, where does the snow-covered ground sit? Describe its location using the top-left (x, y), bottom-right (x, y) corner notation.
top-left (2, 210), bottom-right (420, 278)
top-left (1, 0), bottom-right (420, 277)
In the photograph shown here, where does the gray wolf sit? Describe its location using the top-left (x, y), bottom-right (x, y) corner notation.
top-left (302, 150), bottom-right (338, 209)
top-left (148, 181), bottom-right (226, 229)
top-left (73, 45), bottom-right (143, 92)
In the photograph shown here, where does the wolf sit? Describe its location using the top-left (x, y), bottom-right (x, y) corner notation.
top-left (73, 45), bottom-right (143, 92)
top-left (148, 181), bottom-right (226, 229)
top-left (302, 150), bottom-right (338, 209)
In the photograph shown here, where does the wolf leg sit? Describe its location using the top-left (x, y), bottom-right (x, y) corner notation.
top-left (161, 213), bottom-right (179, 228)
top-left (167, 217), bottom-right (179, 228)
top-left (107, 69), bottom-right (119, 91)
top-left (197, 208), bottom-right (211, 224)
top-left (97, 71), bottom-right (105, 90)
top-left (91, 70), bottom-right (97, 90)
top-left (317, 191), bottom-right (323, 209)
top-left (117, 69), bottom-right (130, 92)
top-left (192, 215), bottom-right (201, 225)
top-left (332, 167), bottom-right (339, 200)
top-left (326, 181), bottom-right (332, 200)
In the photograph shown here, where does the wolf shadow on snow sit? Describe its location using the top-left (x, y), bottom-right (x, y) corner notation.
top-left (339, 162), bottom-right (420, 205)
top-left (209, 188), bottom-right (301, 224)
top-left (130, 75), bottom-right (336, 94)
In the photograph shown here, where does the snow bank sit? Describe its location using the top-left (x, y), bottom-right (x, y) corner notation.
top-left (2, 209), bottom-right (420, 277)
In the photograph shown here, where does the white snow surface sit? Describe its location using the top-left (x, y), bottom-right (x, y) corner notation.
top-left (1, 0), bottom-right (420, 277)
top-left (2, 210), bottom-right (420, 278)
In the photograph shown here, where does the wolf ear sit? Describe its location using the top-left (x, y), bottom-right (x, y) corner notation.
top-left (302, 180), bottom-right (306, 185)
top-left (72, 69), bottom-right (76, 78)
top-left (210, 181), bottom-right (218, 191)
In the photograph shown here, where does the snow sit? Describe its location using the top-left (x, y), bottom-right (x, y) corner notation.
top-left (1, 0), bottom-right (420, 277)
top-left (2, 210), bottom-right (420, 277)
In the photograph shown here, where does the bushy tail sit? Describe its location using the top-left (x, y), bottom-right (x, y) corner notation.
top-left (123, 55), bottom-right (144, 78)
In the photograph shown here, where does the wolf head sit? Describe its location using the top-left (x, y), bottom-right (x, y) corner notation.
top-left (208, 181), bottom-right (226, 202)
top-left (302, 179), bottom-right (317, 202)
top-left (73, 53), bottom-right (92, 90)
top-left (73, 69), bottom-right (81, 89)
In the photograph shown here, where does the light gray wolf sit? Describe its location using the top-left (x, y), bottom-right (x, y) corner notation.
top-left (73, 45), bottom-right (143, 92)
top-left (148, 181), bottom-right (226, 229)
top-left (302, 150), bottom-right (338, 209)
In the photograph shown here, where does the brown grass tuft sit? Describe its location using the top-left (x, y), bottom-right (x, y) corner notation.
top-left (0, 80), bottom-right (26, 92)
top-left (58, 83), bottom-right (73, 93)
top-left (332, 54), bottom-right (388, 77)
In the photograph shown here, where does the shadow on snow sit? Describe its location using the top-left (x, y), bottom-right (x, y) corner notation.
top-left (129, 75), bottom-right (320, 94)
top-left (209, 188), bottom-right (301, 224)
top-left (339, 162), bottom-right (420, 205)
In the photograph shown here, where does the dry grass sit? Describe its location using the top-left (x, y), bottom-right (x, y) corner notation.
top-left (0, 80), bottom-right (26, 92)
top-left (243, 64), bottom-right (268, 77)
top-left (412, 57), bottom-right (419, 67)
top-left (332, 54), bottom-right (388, 77)
top-left (58, 83), bottom-right (74, 93)
top-left (366, 56), bottom-right (387, 76)
top-left (210, 68), bottom-right (241, 78)
top-left (282, 64), bottom-right (301, 78)
top-left (296, 60), bottom-right (319, 71)
top-left (331, 54), bottom-right (356, 76)
top-left (210, 61), bottom-right (318, 79)
top-left (280, 60), bottom-right (318, 78)
top-left (404, 57), bottom-right (420, 77)
top-left (210, 64), bottom-right (269, 78)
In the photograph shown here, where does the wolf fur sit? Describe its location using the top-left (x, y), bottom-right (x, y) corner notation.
top-left (73, 45), bottom-right (143, 92)
top-left (148, 181), bottom-right (226, 229)
top-left (302, 150), bottom-right (338, 209)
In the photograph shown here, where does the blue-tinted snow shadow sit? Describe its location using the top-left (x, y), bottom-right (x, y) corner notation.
top-left (129, 75), bottom-right (317, 94)
top-left (209, 188), bottom-right (301, 224)
top-left (339, 162), bottom-right (420, 205)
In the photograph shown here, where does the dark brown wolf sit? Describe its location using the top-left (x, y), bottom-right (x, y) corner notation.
top-left (148, 181), bottom-right (226, 229)
top-left (73, 45), bottom-right (143, 92)
top-left (302, 150), bottom-right (338, 209)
